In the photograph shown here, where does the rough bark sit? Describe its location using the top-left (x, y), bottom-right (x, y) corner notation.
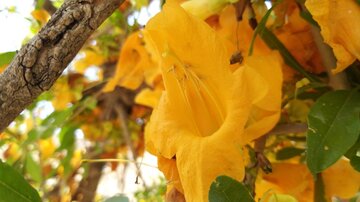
top-left (0, 0), bottom-right (124, 132)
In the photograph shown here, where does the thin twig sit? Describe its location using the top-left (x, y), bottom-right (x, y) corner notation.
top-left (269, 123), bottom-right (308, 135)
top-left (81, 158), bottom-right (157, 169)
top-left (254, 135), bottom-right (272, 174)
top-left (244, 122), bottom-right (308, 196)
top-left (233, 0), bottom-right (250, 21)
top-left (70, 90), bottom-right (103, 121)
top-left (114, 104), bottom-right (148, 188)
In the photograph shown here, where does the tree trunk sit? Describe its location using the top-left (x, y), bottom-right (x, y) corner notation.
top-left (0, 0), bottom-right (124, 132)
top-left (72, 162), bottom-right (106, 202)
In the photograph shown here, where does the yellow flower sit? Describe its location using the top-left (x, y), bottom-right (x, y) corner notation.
top-left (31, 9), bottom-right (50, 26)
top-left (242, 52), bottom-right (283, 143)
top-left (306, 0), bottom-right (360, 73)
top-left (181, 0), bottom-right (238, 20)
top-left (4, 143), bottom-right (21, 162)
top-left (39, 139), bottom-right (55, 160)
top-left (0, 64), bottom-right (8, 73)
top-left (51, 77), bottom-right (74, 110)
top-left (257, 160), bottom-right (360, 201)
top-left (275, 1), bottom-right (325, 77)
top-left (322, 159), bottom-right (360, 199)
top-left (104, 31), bottom-right (159, 91)
top-left (268, 193), bottom-right (298, 202)
top-left (135, 88), bottom-right (163, 108)
top-left (216, 5), bottom-right (271, 57)
top-left (71, 150), bottom-right (83, 168)
top-left (144, 1), bottom-right (282, 201)
top-left (257, 163), bottom-right (314, 202)
top-left (158, 156), bottom-right (183, 193)
top-left (74, 50), bottom-right (105, 73)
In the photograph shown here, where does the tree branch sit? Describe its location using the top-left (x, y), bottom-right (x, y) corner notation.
top-left (72, 160), bottom-right (105, 202)
top-left (35, 0), bottom-right (58, 15)
top-left (42, 0), bottom-right (57, 15)
top-left (0, 0), bottom-right (124, 132)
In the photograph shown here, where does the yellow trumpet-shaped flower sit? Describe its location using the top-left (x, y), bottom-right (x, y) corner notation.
top-left (144, 1), bottom-right (282, 201)
top-left (257, 163), bottom-right (314, 202)
top-left (104, 31), bottom-right (159, 91)
top-left (306, 0), bottom-right (360, 73)
top-left (322, 158), bottom-right (360, 199)
top-left (256, 160), bottom-right (360, 202)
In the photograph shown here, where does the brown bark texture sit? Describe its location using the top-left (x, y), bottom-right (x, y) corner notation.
top-left (0, 0), bottom-right (124, 132)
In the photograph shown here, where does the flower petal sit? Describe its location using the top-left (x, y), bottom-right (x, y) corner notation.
top-left (306, 0), bottom-right (360, 73)
top-left (104, 31), bottom-right (158, 91)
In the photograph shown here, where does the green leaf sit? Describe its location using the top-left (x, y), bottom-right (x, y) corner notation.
top-left (57, 125), bottom-right (76, 151)
top-left (307, 90), bottom-right (360, 174)
top-left (61, 147), bottom-right (75, 176)
top-left (57, 126), bottom-right (76, 176)
top-left (349, 194), bottom-right (360, 202)
top-left (288, 99), bottom-right (310, 123)
top-left (294, 0), bottom-right (319, 27)
top-left (25, 107), bottom-right (74, 143)
top-left (83, 96), bottom-right (98, 110)
top-left (132, 0), bottom-right (149, 10)
top-left (345, 137), bottom-right (360, 172)
top-left (248, 0), bottom-right (282, 55)
top-left (357, 0), bottom-right (360, 5)
top-left (0, 161), bottom-right (41, 202)
top-left (25, 154), bottom-right (42, 184)
top-left (276, 147), bottom-right (305, 160)
top-left (0, 51), bottom-right (16, 66)
top-left (350, 155), bottom-right (360, 172)
top-left (209, 175), bottom-right (254, 202)
top-left (104, 195), bottom-right (130, 202)
top-left (42, 108), bottom-right (73, 128)
top-left (296, 85), bottom-right (330, 101)
top-left (35, 0), bottom-right (45, 9)
top-left (25, 130), bottom-right (39, 144)
top-left (299, 10), bottom-right (319, 28)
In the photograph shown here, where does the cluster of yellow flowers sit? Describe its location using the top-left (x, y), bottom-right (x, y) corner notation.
top-left (105, 0), bottom-right (360, 201)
